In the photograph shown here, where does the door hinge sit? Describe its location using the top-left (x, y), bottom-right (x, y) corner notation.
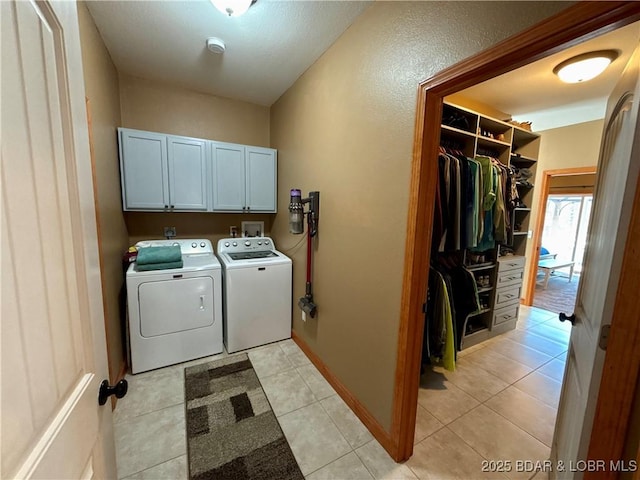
top-left (599, 324), bottom-right (611, 350)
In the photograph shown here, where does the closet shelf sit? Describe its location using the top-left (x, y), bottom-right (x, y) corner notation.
top-left (466, 262), bottom-right (496, 271)
top-left (477, 287), bottom-right (493, 293)
top-left (469, 308), bottom-right (491, 317)
top-left (514, 207), bottom-right (531, 212)
top-left (441, 124), bottom-right (476, 138)
top-left (512, 231), bottom-right (528, 236)
top-left (510, 154), bottom-right (537, 164)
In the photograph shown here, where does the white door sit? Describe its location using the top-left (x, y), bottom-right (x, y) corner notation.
top-left (211, 141), bottom-right (246, 211)
top-left (2, 1), bottom-right (115, 478)
top-left (167, 135), bottom-right (208, 210)
top-left (119, 129), bottom-right (169, 210)
top-left (551, 42), bottom-right (640, 477)
top-left (246, 147), bottom-right (277, 212)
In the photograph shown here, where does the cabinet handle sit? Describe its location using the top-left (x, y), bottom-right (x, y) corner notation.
top-left (247, 206), bottom-right (250, 212)
top-left (504, 294), bottom-right (515, 298)
top-left (164, 204), bottom-right (168, 208)
top-left (171, 205), bottom-right (175, 209)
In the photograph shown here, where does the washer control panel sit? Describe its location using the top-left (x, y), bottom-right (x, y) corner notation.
top-left (135, 239), bottom-right (213, 255)
top-left (218, 236), bottom-right (275, 254)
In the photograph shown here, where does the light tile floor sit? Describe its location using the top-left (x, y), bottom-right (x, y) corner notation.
top-left (113, 305), bottom-right (568, 479)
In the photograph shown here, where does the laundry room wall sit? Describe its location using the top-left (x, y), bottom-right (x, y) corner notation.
top-left (77, 1), bottom-right (129, 384)
top-left (522, 118), bottom-right (604, 296)
top-left (118, 74), bottom-right (273, 244)
top-left (270, 0), bottom-right (572, 433)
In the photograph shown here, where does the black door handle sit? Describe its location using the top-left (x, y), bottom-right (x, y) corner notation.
top-left (98, 379), bottom-right (128, 406)
top-left (559, 312), bottom-right (576, 325)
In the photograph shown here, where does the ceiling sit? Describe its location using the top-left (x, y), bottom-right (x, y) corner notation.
top-left (456, 21), bottom-right (640, 131)
top-left (86, 0), bottom-right (372, 106)
top-left (87, 2), bottom-right (639, 126)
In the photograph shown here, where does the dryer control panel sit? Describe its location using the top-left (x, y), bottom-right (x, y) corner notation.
top-left (135, 239), bottom-right (213, 256)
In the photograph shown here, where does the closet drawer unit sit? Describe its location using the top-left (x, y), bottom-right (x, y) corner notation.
top-left (498, 256), bottom-right (526, 272)
top-left (493, 303), bottom-right (520, 327)
top-left (496, 268), bottom-right (524, 288)
top-left (494, 285), bottom-right (522, 309)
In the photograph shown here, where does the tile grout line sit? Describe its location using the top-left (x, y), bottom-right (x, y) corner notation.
top-left (118, 453), bottom-right (186, 480)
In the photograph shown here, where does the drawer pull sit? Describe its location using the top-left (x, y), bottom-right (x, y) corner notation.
top-left (504, 294), bottom-right (515, 298)
top-left (508, 263), bottom-right (518, 267)
top-left (502, 315), bottom-right (512, 320)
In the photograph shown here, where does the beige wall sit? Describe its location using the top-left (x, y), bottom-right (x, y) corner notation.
top-left (270, 1), bottom-right (571, 431)
top-left (77, 2), bottom-right (128, 383)
top-left (523, 119), bottom-right (603, 294)
top-left (119, 74), bottom-right (270, 146)
top-left (118, 74), bottom-right (273, 242)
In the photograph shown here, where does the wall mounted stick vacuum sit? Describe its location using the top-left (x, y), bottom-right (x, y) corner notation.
top-left (289, 189), bottom-right (320, 318)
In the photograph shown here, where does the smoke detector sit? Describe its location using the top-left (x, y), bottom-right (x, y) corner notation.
top-left (206, 37), bottom-right (226, 54)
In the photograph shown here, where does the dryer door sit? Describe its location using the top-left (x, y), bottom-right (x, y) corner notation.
top-left (138, 276), bottom-right (214, 337)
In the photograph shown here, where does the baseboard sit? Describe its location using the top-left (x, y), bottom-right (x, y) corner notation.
top-left (292, 331), bottom-right (397, 457)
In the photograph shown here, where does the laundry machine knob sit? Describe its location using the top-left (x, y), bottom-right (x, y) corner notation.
top-left (258, 241), bottom-right (262, 245)
top-left (200, 242), bottom-right (206, 248)
top-left (191, 242), bottom-right (197, 248)
top-left (264, 240), bottom-right (270, 245)
top-left (224, 242), bottom-right (230, 247)
top-left (245, 240), bottom-right (251, 246)
top-left (232, 242), bottom-right (238, 247)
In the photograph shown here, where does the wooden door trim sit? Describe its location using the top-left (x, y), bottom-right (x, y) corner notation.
top-left (393, 1), bottom-right (640, 462)
top-left (523, 167), bottom-right (597, 306)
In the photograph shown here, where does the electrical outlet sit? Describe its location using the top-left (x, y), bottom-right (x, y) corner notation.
top-left (163, 226), bottom-right (176, 238)
top-left (301, 310), bottom-right (306, 322)
top-left (230, 226), bottom-right (238, 237)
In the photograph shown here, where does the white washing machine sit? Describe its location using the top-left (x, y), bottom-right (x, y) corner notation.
top-left (126, 239), bottom-right (223, 373)
top-left (216, 237), bottom-right (292, 353)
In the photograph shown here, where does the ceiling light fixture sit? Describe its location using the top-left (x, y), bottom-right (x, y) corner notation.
top-left (210, 0), bottom-right (256, 17)
top-left (553, 50), bottom-right (619, 83)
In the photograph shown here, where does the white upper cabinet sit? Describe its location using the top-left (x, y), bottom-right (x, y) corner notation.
top-left (211, 142), bottom-right (277, 213)
top-left (246, 146), bottom-right (277, 212)
top-left (167, 136), bottom-right (208, 210)
top-left (119, 129), bottom-right (169, 210)
top-left (119, 128), bottom-right (208, 211)
top-left (119, 128), bottom-right (277, 213)
top-left (211, 142), bottom-right (246, 211)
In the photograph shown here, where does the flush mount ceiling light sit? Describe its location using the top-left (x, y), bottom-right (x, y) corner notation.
top-left (210, 0), bottom-right (256, 17)
top-left (553, 50), bottom-right (619, 83)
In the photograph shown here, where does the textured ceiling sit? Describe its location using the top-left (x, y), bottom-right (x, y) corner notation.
top-left (87, 2), bottom-right (639, 128)
top-left (86, 0), bottom-right (372, 106)
top-left (456, 21), bottom-right (640, 131)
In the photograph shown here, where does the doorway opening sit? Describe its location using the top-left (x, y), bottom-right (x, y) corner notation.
top-left (392, 2), bottom-right (640, 465)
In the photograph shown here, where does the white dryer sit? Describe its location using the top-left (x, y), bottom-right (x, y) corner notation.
top-left (126, 239), bottom-right (223, 373)
top-left (216, 237), bottom-right (292, 353)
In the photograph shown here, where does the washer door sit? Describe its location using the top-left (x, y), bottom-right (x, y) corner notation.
top-left (138, 276), bottom-right (214, 337)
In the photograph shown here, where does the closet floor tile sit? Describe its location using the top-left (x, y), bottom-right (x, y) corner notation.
top-left (307, 452), bottom-right (374, 480)
top-left (489, 338), bottom-right (554, 369)
top-left (461, 347), bottom-right (534, 384)
top-left (417, 378), bottom-right (480, 425)
top-left (507, 330), bottom-right (567, 357)
top-left (448, 405), bottom-right (550, 480)
top-left (536, 358), bottom-right (566, 382)
top-left (528, 322), bottom-right (571, 345)
top-left (485, 387), bottom-right (557, 447)
top-left (408, 427), bottom-right (508, 480)
top-left (513, 371), bottom-right (562, 408)
top-left (433, 359), bottom-right (509, 402)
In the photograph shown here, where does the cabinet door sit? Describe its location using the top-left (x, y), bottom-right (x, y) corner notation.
top-left (246, 147), bottom-right (277, 212)
top-left (167, 136), bottom-right (208, 210)
top-left (119, 129), bottom-right (169, 210)
top-left (211, 142), bottom-right (246, 211)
